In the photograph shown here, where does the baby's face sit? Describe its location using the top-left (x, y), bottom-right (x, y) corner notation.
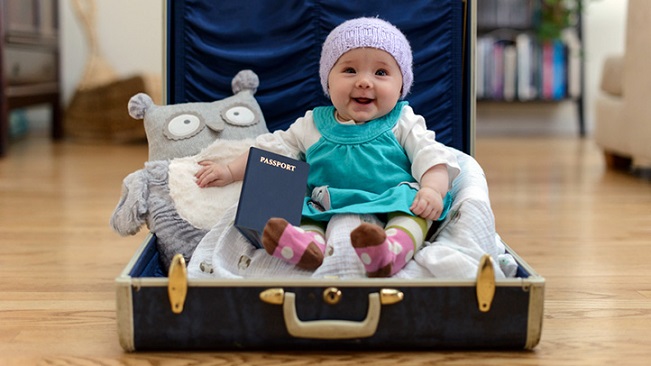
top-left (327, 48), bottom-right (402, 123)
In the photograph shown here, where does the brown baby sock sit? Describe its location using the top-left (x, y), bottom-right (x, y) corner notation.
top-left (262, 218), bottom-right (326, 270)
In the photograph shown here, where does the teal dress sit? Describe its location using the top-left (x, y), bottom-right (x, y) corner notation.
top-left (302, 102), bottom-right (452, 222)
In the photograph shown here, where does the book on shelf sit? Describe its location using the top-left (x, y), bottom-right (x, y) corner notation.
top-left (491, 40), bottom-right (505, 100)
top-left (503, 44), bottom-right (517, 101)
top-left (476, 29), bottom-right (580, 102)
top-left (516, 32), bottom-right (536, 101)
top-left (552, 39), bottom-right (567, 100)
top-left (541, 40), bottom-right (553, 99)
top-left (234, 147), bottom-right (310, 249)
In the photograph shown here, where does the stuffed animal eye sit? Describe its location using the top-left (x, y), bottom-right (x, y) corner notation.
top-left (165, 114), bottom-right (204, 140)
top-left (222, 105), bottom-right (257, 126)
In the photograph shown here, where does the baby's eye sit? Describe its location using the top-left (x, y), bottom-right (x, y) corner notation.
top-left (343, 67), bottom-right (356, 74)
top-left (375, 69), bottom-right (388, 76)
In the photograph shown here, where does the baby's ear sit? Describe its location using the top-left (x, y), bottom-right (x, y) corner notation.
top-left (128, 93), bottom-right (154, 120)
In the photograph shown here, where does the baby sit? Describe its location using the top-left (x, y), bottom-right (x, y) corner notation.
top-left (196, 17), bottom-right (460, 277)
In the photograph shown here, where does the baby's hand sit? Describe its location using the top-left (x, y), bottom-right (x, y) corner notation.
top-left (410, 186), bottom-right (444, 221)
top-left (195, 161), bottom-right (234, 188)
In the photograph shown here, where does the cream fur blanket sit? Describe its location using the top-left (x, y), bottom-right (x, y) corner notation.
top-left (168, 138), bottom-right (254, 230)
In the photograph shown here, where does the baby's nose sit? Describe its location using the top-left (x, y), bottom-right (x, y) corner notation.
top-left (356, 76), bottom-right (371, 88)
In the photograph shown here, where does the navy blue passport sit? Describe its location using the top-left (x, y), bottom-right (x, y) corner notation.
top-left (234, 147), bottom-right (310, 249)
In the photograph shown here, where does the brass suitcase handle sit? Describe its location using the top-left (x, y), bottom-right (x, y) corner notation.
top-left (284, 292), bottom-right (380, 339)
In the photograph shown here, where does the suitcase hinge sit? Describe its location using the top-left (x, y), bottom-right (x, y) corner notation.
top-left (476, 254), bottom-right (496, 312)
top-left (168, 254), bottom-right (188, 314)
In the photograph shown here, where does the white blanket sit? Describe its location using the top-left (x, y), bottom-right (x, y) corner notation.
top-left (188, 148), bottom-right (518, 279)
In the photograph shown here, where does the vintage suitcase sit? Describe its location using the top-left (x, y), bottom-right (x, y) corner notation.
top-left (117, 234), bottom-right (544, 350)
top-left (116, 0), bottom-right (545, 351)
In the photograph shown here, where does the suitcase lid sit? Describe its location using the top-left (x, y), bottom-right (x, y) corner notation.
top-left (165, 0), bottom-right (475, 154)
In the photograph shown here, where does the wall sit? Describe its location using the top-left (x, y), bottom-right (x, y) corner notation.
top-left (60, 0), bottom-right (164, 104)
top-left (58, 0), bottom-right (627, 137)
top-left (583, 0), bottom-right (628, 135)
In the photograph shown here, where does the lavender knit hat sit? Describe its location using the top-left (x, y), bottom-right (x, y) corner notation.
top-left (319, 17), bottom-right (413, 99)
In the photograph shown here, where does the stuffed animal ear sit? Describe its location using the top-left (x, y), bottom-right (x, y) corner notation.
top-left (128, 93), bottom-right (154, 120)
top-left (231, 69), bottom-right (259, 94)
top-left (110, 170), bottom-right (149, 236)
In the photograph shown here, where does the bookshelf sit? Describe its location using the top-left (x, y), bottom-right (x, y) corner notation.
top-left (476, 0), bottom-right (585, 136)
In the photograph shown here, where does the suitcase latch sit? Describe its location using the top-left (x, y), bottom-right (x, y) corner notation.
top-left (476, 254), bottom-right (496, 312)
top-left (323, 287), bottom-right (342, 305)
top-left (168, 254), bottom-right (188, 314)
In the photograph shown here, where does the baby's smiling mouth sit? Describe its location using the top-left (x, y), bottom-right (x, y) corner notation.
top-left (354, 98), bottom-right (373, 105)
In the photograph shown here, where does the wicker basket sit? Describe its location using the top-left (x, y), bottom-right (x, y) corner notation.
top-left (64, 75), bottom-right (161, 143)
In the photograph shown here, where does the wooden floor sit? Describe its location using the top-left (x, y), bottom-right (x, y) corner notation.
top-left (1, 133), bottom-right (650, 365)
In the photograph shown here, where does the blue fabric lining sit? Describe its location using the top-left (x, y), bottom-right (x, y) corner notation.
top-left (128, 235), bottom-right (167, 278)
top-left (166, 0), bottom-right (466, 152)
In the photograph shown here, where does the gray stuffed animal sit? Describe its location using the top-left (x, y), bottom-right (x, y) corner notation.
top-left (128, 69), bottom-right (269, 161)
top-left (112, 69), bottom-right (268, 271)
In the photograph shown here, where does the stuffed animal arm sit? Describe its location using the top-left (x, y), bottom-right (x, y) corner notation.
top-left (110, 139), bottom-right (256, 270)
